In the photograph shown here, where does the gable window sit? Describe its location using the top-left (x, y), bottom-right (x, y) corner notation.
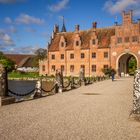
top-left (61, 65), bottom-right (64, 72)
top-left (104, 52), bottom-right (108, 58)
top-left (42, 65), bottom-right (45, 71)
top-left (92, 52), bottom-right (96, 58)
top-left (70, 65), bottom-right (74, 72)
top-left (76, 41), bottom-right (79, 46)
top-left (51, 65), bottom-right (55, 72)
top-left (61, 54), bottom-right (64, 59)
top-left (92, 39), bottom-right (96, 45)
top-left (117, 37), bottom-right (122, 43)
top-left (51, 54), bottom-right (55, 60)
top-left (81, 53), bottom-right (85, 59)
top-left (132, 36), bottom-right (138, 42)
top-left (61, 42), bottom-right (64, 47)
top-left (103, 65), bottom-right (109, 69)
top-left (70, 53), bottom-right (74, 59)
top-left (91, 65), bottom-right (96, 72)
top-left (125, 37), bottom-right (129, 43)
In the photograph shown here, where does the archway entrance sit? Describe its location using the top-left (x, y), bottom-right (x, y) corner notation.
top-left (118, 53), bottom-right (137, 76)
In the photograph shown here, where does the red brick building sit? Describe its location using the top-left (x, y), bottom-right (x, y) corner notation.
top-left (39, 11), bottom-right (140, 76)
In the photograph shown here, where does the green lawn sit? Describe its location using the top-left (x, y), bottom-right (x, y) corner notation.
top-left (8, 71), bottom-right (39, 78)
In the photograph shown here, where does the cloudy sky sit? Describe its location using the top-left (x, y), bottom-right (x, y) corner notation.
top-left (0, 0), bottom-right (140, 54)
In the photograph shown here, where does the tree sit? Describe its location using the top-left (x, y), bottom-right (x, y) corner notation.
top-left (0, 51), bottom-right (15, 71)
top-left (102, 67), bottom-right (116, 77)
top-left (128, 56), bottom-right (137, 75)
top-left (35, 48), bottom-right (47, 60)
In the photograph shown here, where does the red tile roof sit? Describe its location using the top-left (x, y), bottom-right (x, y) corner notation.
top-left (4, 54), bottom-right (34, 66)
top-left (48, 27), bottom-right (115, 52)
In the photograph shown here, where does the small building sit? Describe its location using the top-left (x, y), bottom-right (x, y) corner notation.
top-left (5, 54), bottom-right (38, 72)
top-left (39, 10), bottom-right (140, 77)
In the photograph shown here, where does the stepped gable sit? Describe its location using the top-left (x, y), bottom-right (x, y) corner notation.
top-left (48, 27), bottom-right (115, 52)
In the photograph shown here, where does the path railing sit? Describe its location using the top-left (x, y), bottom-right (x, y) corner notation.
top-left (6, 75), bottom-right (109, 103)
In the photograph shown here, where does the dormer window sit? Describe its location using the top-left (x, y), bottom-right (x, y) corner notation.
top-left (76, 41), bottom-right (79, 46)
top-left (59, 36), bottom-right (66, 48)
top-left (74, 34), bottom-right (81, 47)
top-left (92, 39), bottom-right (96, 45)
top-left (61, 42), bottom-right (64, 47)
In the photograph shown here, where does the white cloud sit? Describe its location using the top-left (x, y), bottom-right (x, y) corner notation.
top-left (25, 27), bottom-right (36, 33)
top-left (0, 33), bottom-right (15, 46)
top-left (15, 14), bottom-right (44, 24)
top-left (6, 45), bottom-right (40, 54)
top-left (0, 0), bottom-right (25, 4)
top-left (0, 26), bottom-right (17, 34)
top-left (4, 17), bottom-right (13, 24)
top-left (48, 0), bottom-right (69, 12)
top-left (8, 26), bottom-right (17, 33)
top-left (103, 0), bottom-right (140, 16)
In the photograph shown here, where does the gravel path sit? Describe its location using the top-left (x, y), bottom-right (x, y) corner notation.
top-left (0, 77), bottom-right (140, 140)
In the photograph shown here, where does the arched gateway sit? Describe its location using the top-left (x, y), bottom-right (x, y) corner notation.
top-left (116, 53), bottom-right (138, 76)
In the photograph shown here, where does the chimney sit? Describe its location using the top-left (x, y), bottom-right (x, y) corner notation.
top-left (53, 24), bottom-right (59, 33)
top-left (122, 10), bottom-right (133, 24)
top-left (92, 22), bottom-right (97, 29)
top-left (75, 25), bottom-right (80, 32)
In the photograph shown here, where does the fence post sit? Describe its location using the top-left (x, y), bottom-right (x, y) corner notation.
top-left (70, 75), bottom-right (74, 89)
top-left (0, 64), bottom-right (8, 97)
top-left (55, 69), bottom-right (63, 93)
top-left (131, 69), bottom-right (140, 115)
top-left (34, 80), bottom-right (42, 97)
top-left (79, 68), bottom-right (85, 86)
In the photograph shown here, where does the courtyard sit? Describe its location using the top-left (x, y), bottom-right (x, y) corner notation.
top-left (0, 77), bottom-right (140, 140)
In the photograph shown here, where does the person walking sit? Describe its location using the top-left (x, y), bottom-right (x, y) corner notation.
top-left (111, 69), bottom-right (115, 81)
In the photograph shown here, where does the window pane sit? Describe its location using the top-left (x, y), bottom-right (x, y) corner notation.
top-left (103, 65), bottom-right (108, 69)
top-left (61, 54), bottom-right (64, 59)
top-left (61, 42), bottom-right (64, 47)
top-left (81, 53), bottom-right (85, 58)
top-left (92, 65), bottom-right (96, 72)
top-left (51, 54), bottom-right (55, 59)
top-left (70, 65), bottom-right (74, 72)
top-left (104, 52), bottom-right (108, 58)
top-left (51, 65), bottom-right (55, 72)
top-left (92, 52), bottom-right (96, 58)
top-left (92, 39), bottom-right (96, 45)
top-left (81, 65), bottom-right (85, 70)
top-left (132, 36), bottom-right (138, 42)
top-left (125, 37), bottom-right (129, 42)
top-left (70, 53), bottom-right (74, 59)
top-left (61, 65), bottom-right (64, 72)
top-left (117, 37), bottom-right (122, 43)
top-left (42, 65), bottom-right (45, 71)
top-left (76, 41), bottom-right (79, 46)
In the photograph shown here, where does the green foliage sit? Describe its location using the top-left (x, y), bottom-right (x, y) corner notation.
top-left (102, 67), bottom-right (116, 76)
top-left (35, 48), bottom-right (47, 61)
top-left (8, 71), bottom-right (39, 78)
top-left (0, 51), bottom-right (15, 71)
top-left (128, 56), bottom-right (137, 75)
